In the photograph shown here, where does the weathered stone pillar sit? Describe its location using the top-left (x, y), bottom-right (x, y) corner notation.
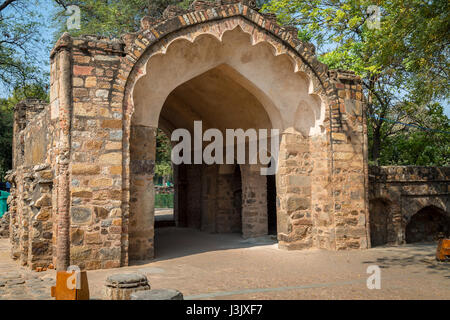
top-left (241, 164), bottom-right (267, 238)
top-left (129, 125), bottom-right (156, 261)
top-left (328, 70), bottom-right (369, 250)
top-left (310, 132), bottom-right (333, 249)
top-left (388, 187), bottom-right (403, 244)
top-left (52, 33), bottom-right (73, 271)
top-left (277, 129), bottom-right (314, 250)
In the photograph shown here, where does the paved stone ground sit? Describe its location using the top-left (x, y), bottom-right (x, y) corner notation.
top-left (0, 227), bottom-right (449, 300)
top-left (0, 240), bottom-right (55, 300)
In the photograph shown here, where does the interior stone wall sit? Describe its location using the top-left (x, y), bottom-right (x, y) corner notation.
top-left (174, 163), bottom-right (266, 236)
top-left (216, 165), bottom-right (242, 233)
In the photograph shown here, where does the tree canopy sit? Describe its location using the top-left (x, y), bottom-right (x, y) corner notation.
top-left (0, 0), bottom-right (48, 92)
top-left (263, 0), bottom-right (449, 165)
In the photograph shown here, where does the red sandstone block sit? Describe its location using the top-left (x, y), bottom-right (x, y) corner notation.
top-left (74, 65), bottom-right (94, 76)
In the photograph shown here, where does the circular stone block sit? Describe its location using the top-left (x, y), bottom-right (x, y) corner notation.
top-left (130, 289), bottom-right (184, 300)
top-left (104, 273), bottom-right (150, 300)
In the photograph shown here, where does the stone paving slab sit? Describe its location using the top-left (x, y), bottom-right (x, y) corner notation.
top-left (0, 272), bottom-right (55, 300)
top-left (0, 240), bottom-right (55, 300)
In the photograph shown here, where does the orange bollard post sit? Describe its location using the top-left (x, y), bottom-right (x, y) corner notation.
top-left (51, 271), bottom-right (90, 300)
top-left (436, 238), bottom-right (450, 262)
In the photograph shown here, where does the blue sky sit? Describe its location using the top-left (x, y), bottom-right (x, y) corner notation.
top-left (0, 0), bottom-right (57, 98)
top-left (1, 0), bottom-right (449, 118)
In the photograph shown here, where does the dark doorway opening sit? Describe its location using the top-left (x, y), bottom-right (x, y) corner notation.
top-left (267, 173), bottom-right (277, 235)
top-left (369, 199), bottom-right (389, 247)
top-left (232, 164), bottom-right (243, 233)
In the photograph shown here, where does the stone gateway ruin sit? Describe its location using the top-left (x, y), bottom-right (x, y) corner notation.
top-left (4, 1), bottom-right (449, 271)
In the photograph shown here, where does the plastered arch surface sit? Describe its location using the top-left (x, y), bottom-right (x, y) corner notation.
top-left (128, 19), bottom-right (326, 136)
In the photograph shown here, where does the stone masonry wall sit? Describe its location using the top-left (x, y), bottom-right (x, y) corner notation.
top-left (49, 34), bottom-right (126, 270)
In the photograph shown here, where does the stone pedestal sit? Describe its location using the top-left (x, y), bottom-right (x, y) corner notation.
top-left (104, 273), bottom-right (150, 300)
top-left (130, 289), bottom-right (183, 300)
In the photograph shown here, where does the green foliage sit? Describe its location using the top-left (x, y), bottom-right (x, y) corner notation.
top-left (263, 0), bottom-right (450, 165)
top-left (369, 103), bottom-right (450, 166)
top-left (0, 103), bottom-right (13, 180)
top-left (378, 131), bottom-right (449, 166)
top-left (53, 0), bottom-right (199, 38)
top-left (156, 128), bottom-right (172, 163)
top-left (53, 0), bottom-right (149, 38)
top-left (155, 129), bottom-right (173, 183)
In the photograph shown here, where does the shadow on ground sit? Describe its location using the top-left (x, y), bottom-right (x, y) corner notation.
top-left (362, 242), bottom-right (450, 278)
top-left (129, 227), bottom-right (277, 266)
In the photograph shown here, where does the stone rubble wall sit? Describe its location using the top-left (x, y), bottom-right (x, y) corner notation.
top-left (176, 163), bottom-right (262, 236)
top-left (6, 100), bottom-right (56, 270)
top-left (0, 212), bottom-right (10, 238)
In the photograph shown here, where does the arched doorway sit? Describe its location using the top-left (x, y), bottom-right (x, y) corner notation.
top-left (130, 61), bottom-right (281, 260)
top-left (125, 19), bottom-right (326, 262)
top-left (405, 206), bottom-right (450, 243)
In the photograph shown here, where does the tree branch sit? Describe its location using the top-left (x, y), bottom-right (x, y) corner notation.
top-left (0, 0), bottom-right (17, 12)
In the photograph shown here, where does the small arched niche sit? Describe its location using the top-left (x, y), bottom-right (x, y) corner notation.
top-left (405, 206), bottom-right (450, 243)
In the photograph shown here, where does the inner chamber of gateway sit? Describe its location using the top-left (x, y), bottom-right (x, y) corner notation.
top-left (129, 65), bottom-right (280, 260)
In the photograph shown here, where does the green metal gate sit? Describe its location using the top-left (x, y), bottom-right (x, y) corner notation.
top-left (0, 191), bottom-right (9, 218)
